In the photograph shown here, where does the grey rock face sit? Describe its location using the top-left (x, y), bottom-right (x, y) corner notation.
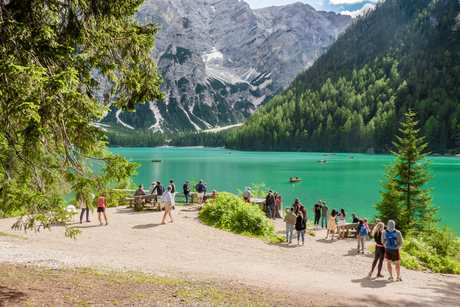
top-left (101, 0), bottom-right (353, 132)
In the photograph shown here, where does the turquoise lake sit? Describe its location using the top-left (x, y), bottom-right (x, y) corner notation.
top-left (109, 147), bottom-right (460, 234)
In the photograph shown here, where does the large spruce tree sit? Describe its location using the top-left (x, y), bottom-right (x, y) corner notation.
top-left (374, 110), bottom-right (441, 234)
top-left (0, 0), bottom-right (163, 236)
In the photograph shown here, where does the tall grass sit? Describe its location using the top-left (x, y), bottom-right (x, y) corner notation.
top-left (198, 192), bottom-right (283, 242)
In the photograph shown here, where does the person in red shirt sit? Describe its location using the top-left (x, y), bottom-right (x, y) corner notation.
top-left (97, 193), bottom-right (108, 226)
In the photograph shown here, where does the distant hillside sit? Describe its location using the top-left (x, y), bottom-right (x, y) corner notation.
top-left (99, 0), bottom-right (352, 134)
top-left (227, 0), bottom-right (460, 154)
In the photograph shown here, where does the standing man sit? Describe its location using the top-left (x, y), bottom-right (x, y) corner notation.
top-left (203, 183), bottom-right (208, 203)
top-left (161, 186), bottom-right (174, 224)
top-left (153, 181), bottom-right (165, 211)
top-left (243, 187), bottom-right (251, 203)
top-left (321, 201), bottom-right (329, 229)
top-left (313, 200), bottom-right (322, 229)
top-left (382, 220), bottom-right (404, 282)
top-left (97, 193), bottom-right (108, 226)
top-left (284, 206), bottom-right (297, 243)
top-left (183, 180), bottom-right (191, 204)
top-left (170, 179), bottom-right (176, 210)
top-left (195, 180), bottom-right (206, 205)
top-left (266, 190), bottom-right (276, 220)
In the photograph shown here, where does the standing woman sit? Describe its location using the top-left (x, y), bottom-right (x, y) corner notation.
top-left (295, 211), bottom-right (306, 245)
top-left (337, 208), bottom-right (347, 239)
top-left (369, 222), bottom-right (385, 278)
top-left (170, 179), bottom-right (176, 210)
top-left (326, 209), bottom-right (337, 240)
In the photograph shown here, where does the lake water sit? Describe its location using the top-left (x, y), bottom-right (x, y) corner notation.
top-left (109, 147), bottom-right (460, 234)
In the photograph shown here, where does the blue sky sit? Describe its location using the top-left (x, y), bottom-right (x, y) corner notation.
top-left (245, 0), bottom-right (378, 17)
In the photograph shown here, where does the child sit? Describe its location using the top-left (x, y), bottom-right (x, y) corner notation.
top-left (212, 190), bottom-right (217, 196)
top-left (357, 219), bottom-right (367, 254)
top-left (363, 218), bottom-right (370, 240)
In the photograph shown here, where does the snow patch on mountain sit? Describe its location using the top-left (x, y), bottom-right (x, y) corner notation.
top-left (115, 110), bottom-right (135, 130)
top-left (148, 101), bottom-right (164, 133)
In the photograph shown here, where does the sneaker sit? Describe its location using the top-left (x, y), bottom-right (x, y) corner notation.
top-left (80, 221), bottom-right (83, 224)
top-left (289, 241), bottom-right (292, 244)
top-left (377, 274), bottom-right (384, 278)
top-left (100, 223), bottom-right (103, 226)
top-left (86, 220), bottom-right (91, 223)
top-left (396, 276), bottom-right (402, 282)
top-left (362, 251), bottom-right (365, 254)
top-left (161, 222), bottom-right (166, 224)
top-left (388, 277), bottom-right (394, 281)
top-left (105, 223), bottom-right (109, 226)
top-left (357, 250), bottom-right (360, 253)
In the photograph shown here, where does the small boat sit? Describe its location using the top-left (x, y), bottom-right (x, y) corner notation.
top-left (422, 158), bottom-right (430, 161)
top-left (323, 154), bottom-right (329, 156)
top-left (317, 160), bottom-right (327, 163)
top-left (228, 152), bottom-right (232, 154)
top-left (348, 156), bottom-right (354, 158)
top-left (151, 159), bottom-right (162, 162)
top-left (330, 153), bottom-right (337, 155)
top-left (289, 178), bottom-right (301, 182)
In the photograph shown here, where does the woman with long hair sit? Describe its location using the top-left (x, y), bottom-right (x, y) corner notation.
top-left (369, 222), bottom-right (385, 278)
top-left (326, 209), bottom-right (337, 240)
top-left (337, 208), bottom-right (346, 239)
top-left (295, 210), bottom-right (306, 245)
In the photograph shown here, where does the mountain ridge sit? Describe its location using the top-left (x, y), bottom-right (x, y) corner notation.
top-left (100, 0), bottom-right (353, 134)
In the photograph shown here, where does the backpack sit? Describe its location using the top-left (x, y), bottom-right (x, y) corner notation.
top-left (385, 231), bottom-right (398, 249)
top-left (196, 184), bottom-right (203, 193)
top-left (359, 225), bottom-right (367, 236)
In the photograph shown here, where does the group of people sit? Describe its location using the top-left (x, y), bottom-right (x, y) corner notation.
top-left (283, 198), bottom-right (404, 281)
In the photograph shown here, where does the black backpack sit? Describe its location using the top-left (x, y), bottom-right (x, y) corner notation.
top-left (196, 184), bottom-right (203, 193)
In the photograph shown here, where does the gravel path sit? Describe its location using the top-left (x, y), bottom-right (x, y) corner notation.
top-left (1, 205), bottom-right (460, 306)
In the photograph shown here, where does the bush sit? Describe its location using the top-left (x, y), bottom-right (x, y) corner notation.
top-left (401, 235), bottom-right (460, 274)
top-left (198, 192), bottom-right (283, 242)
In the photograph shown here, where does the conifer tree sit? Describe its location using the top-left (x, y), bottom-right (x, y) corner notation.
top-left (374, 110), bottom-right (441, 234)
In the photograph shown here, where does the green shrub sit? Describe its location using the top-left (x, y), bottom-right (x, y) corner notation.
top-left (198, 192), bottom-right (283, 242)
top-left (401, 236), bottom-right (460, 274)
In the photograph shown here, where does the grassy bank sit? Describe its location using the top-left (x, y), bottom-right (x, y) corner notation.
top-left (0, 264), bottom-right (295, 306)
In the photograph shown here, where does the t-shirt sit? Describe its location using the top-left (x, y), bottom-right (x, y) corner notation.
top-left (183, 184), bottom-right (190, 194)
top-left (314, 204), bottom-right (321, 215)
top-left (97, 197), bottom-right (106, 208)
top-left (243, 189), bottom-right (251, 198)
top-left (162, 191), bottom-right (172, 204)
top-left (170, 183), bottom-right (176, 193)
top-left (321, 205), bottom-right (329, 216)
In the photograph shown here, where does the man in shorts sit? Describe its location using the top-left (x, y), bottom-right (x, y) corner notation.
top-left (161, 186), bottom-right (174, 224)
top-left (195, 180), bottom-right (206, 205)
top-left (97, 193), bottom-right (108, 226)
top-left (313, 200), bottom-right (322, 229)
top-left (382, 220), bottom-right (404, 281)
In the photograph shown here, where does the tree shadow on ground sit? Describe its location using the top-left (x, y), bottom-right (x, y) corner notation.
top-left (316, 238), bottom-right (336, 244)
top-left (71, 224), bottom-right (108, 229)
top-left (349, 279), bottom-right (460, 307)
top-left (0, 285), bottom-right (25, 307)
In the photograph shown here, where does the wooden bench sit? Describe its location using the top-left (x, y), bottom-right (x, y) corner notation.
top-left (118, 193), bottom-right (217, 210)
top-left (338, 222), bottom-right (376, 237)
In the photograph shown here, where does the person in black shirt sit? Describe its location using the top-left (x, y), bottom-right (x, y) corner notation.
top-left (313, 200), bottom-right (322, 229)
top-left (351, 213), bottom-right (359, 223)
top-left (153, 181), bottom-right (165, 211)
top-left (183, 181), bottom-right (191, 204)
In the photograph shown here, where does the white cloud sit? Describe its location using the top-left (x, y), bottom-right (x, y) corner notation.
top-left (330, 0), bottom-right (377, 4)
top-left (340, 3), bottom-right (375, 18)
top-left (318, 0), bottom-right (324, 6)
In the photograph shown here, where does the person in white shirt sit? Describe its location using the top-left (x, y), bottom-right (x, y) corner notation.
top-left (169, 179), bottom-right (176, 210)
top-left (161, 186), bottom-right (174, 224)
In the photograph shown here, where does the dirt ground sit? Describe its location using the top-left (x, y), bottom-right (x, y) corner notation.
top-left (1, 205), bottom-right (460, 306)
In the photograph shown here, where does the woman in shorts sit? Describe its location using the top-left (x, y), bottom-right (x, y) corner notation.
top-left (97, 193), bottom-right (108, 226)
